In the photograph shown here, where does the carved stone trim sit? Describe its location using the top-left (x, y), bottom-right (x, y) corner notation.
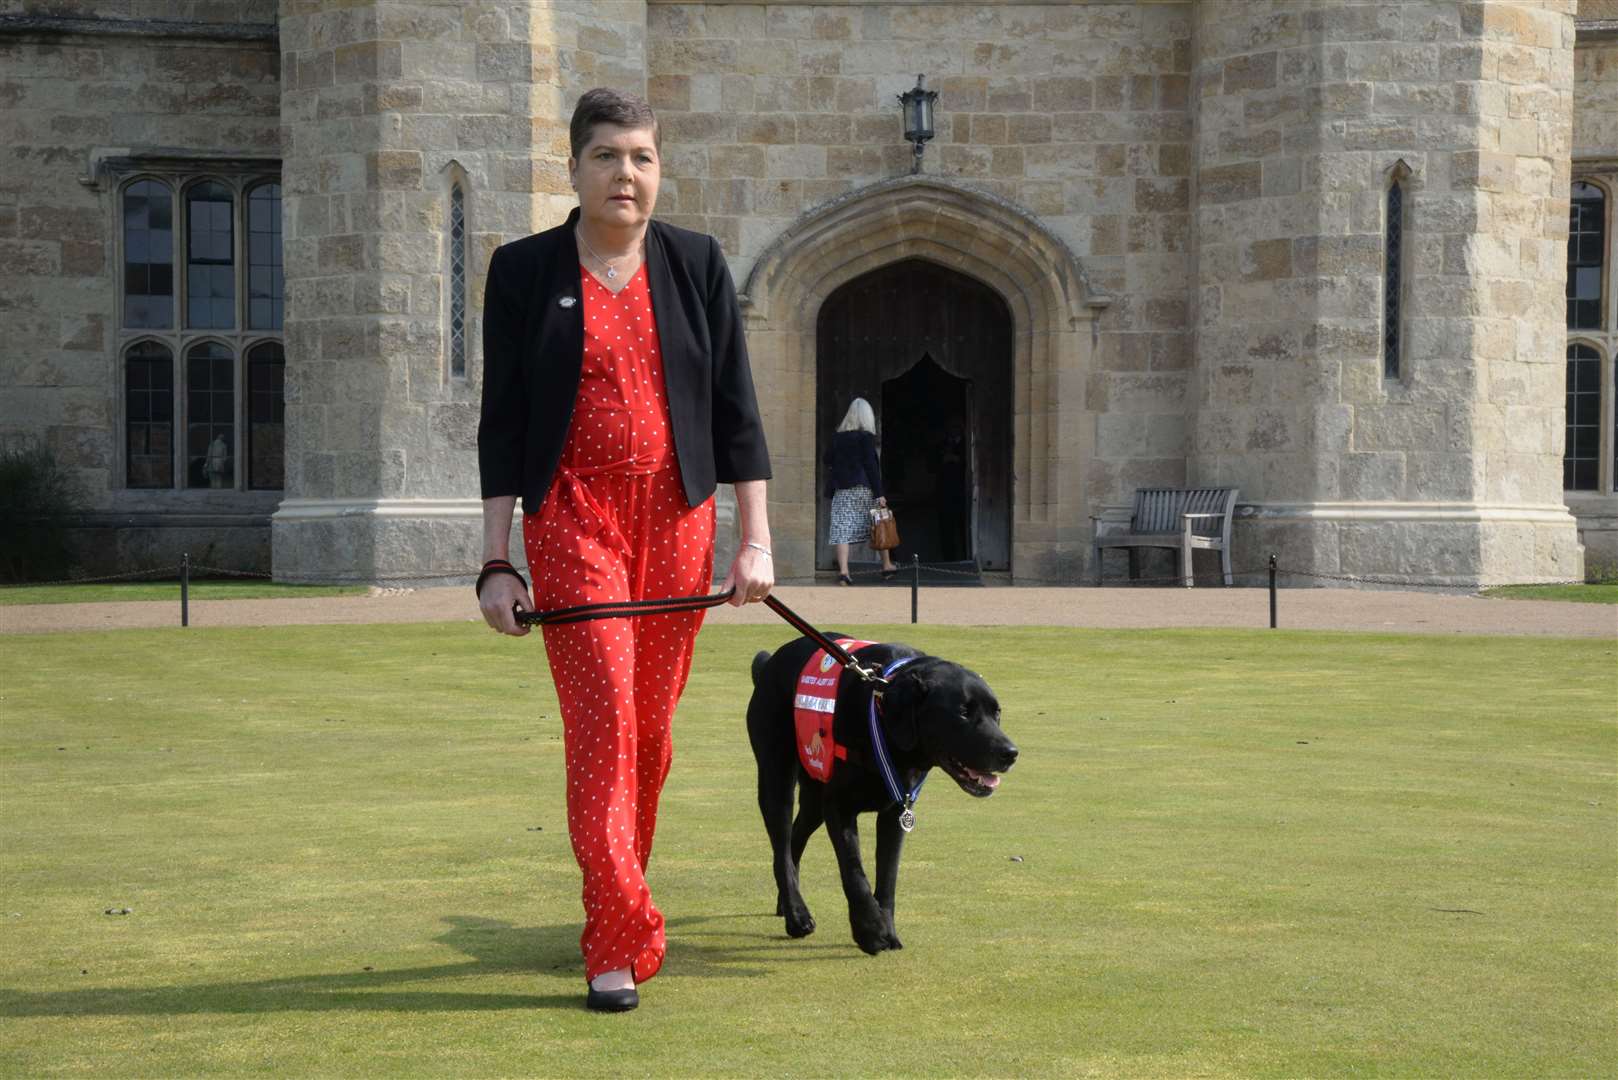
top-left (0, 13), bottom-right (276, 43)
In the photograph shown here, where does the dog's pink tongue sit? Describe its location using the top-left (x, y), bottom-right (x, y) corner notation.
top-left (965, 767), bottom-right (1000, 790)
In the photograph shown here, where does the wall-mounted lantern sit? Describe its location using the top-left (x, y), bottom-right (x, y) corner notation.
top-left (898, 74), bottom-right (938, 175)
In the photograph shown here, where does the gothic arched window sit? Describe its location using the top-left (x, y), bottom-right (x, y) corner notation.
top-left (123, 179), bottom-right (174, 329)
top-left (1569, 182), bottom-right (1605, 331)
top-left (449, 181), bottom-right (467, 378)
top-left (125, 340), bottom-right (174, 488)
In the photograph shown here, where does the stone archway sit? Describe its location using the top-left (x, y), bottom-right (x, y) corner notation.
top-left (739, 176), bottom-right (1109, 582)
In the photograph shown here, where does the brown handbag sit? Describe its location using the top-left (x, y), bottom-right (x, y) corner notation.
top-left (868, 506), bottom-right (900, 551)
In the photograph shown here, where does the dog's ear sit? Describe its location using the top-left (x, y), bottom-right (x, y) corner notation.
top-left (880, 667), bottom-right (929, 750)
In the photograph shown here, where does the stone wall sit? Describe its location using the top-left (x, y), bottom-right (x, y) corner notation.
top-left (272, 0), bottom-right (648, 583)
top-left (1191, 0), bottom-right (1583, 585)
top-left (1574, 32), bottom-right (1618, 157)
top-left (0, 3), bottom-right (281, 574)
top-left (646, 0), bottom-right (1197, 571)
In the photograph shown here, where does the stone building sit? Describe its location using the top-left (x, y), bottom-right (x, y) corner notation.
top-left (2, 0), bottom-right (1615, 588)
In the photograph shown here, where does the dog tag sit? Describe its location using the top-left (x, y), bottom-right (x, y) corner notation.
top-left (898, 807), bottom-right (916, 833)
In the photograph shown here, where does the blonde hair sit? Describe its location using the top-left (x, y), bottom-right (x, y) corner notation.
top-left (836, 398), bottom-right (876, 435)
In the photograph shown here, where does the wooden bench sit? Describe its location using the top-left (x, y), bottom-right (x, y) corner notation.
top-left (1091, 487), bottom-right (1239, 587)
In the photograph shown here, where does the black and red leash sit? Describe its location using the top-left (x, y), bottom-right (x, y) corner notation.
top-left (481, 560), bottom-right (885, 684)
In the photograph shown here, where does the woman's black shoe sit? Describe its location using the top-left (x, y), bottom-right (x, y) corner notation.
top-left (881, 568), bottom-right (898, 580)
top-left (586, 984), bottom-right (639, 1012)
top-left (837, 574), bottom-right (853, 586)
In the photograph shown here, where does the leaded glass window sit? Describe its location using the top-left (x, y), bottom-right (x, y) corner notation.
top-left (247, 183), bottom-right (283, 330)
top-left (186, 341), bottom-right (235, 488)
top-left (115, 166), bottom-right (282, 492)
top-left (1384, 179), bottom-right (1403, 379)
top-left (449, 182), bottom-right (467, 377)
top-left (186, 181), bottom-right (235, 329)
top-left (247, 342), bottom-right (285, 491)
top-left (1565, 344), bottom-right (1601, 491)
top-left (125, 341), bottom-right (173, 488)
top-left (1568, 182), bottom-right (1604, 331)
top-left (123, 180), bottom-right (174, 329)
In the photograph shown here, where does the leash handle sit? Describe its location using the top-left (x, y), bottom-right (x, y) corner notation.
top-left (515, 587), bottom-right (736, 627)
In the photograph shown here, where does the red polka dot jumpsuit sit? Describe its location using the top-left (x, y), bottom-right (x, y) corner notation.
top-left (523, 263), bottom-right (716, 986)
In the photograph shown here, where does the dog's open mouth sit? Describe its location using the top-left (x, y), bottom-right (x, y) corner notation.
top-left (941, 759), bottom-right (1002, 798)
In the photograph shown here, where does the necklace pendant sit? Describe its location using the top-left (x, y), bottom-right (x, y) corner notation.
top-left (606, 267), bottom-right (617, 280)
top-left (898, 807), bottom-right (916, 833)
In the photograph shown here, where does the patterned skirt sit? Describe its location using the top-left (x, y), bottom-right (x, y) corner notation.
top-left (828, 485), bottom-right (874, 545)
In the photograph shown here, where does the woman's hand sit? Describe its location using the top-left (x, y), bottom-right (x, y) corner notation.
top-left (722, 542), bottom-right (774, 607)
top-left (479, 574), bottom-right (533, 636)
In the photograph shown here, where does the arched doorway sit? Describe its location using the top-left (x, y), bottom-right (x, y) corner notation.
top-left (738, 176), bottom-right (1108, 583)
top-left (816, 258), bottom-right (1013, 571)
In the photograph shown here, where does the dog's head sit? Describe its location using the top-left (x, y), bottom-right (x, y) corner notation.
top-left (878, 657), bottom-right (1017, 798)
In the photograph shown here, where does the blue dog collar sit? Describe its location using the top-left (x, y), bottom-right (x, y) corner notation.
top-left (870, 656), bottom-right (924, 832)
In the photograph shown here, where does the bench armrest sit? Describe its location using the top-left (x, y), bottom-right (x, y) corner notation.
top-left (1180, 512), bottom-right (1223, 519)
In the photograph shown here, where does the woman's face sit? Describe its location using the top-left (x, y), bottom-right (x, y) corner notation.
top-left (570, 124), bottom-right (660, 233)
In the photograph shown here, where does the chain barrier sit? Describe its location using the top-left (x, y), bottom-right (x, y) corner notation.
top-left (187, 563), bottom-right (274, 580)
top-left (3, 552), bottom-right (1602, 634)
top-left (4, 558), bottom-right (1596, 594)
top-left (0, 565), bottom-right (175, 589)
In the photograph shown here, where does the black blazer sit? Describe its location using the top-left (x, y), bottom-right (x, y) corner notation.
top-left (478, 209), bottom-right (771, 513)
top-left (822, 430), bottom-right (883, 499)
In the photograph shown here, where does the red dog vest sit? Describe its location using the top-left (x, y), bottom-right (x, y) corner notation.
top-left (793, 638), bottom-right (876, 781)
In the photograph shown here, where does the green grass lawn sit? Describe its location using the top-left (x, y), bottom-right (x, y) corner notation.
top-left (0, 580), bottom-right (369, 605)
top-left (1, 622), bottom-right (1613, 1078)
top-left (1479, 582), bottom-right (1618, 604)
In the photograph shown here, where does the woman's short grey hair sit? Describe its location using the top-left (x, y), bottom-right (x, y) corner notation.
top-left (837, 398), bottom-right (877, 435)
top-left (569, 87), bottom-right (660, 160)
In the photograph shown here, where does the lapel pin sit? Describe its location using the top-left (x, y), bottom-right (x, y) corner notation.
top-left (558, 296), bottom-right (577, 309)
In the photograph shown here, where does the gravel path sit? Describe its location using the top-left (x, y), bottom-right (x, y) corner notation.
top-left (2, 584), bottom-right (1612, 637)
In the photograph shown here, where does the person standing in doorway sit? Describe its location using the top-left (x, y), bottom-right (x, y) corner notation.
top-left (475, 88), bottom-right (773, 1013)
top-left (822, 397), bottom-right (896, 584)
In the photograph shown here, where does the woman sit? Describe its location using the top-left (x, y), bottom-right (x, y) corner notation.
top-left (823, 397), bottom-right (896, 584)
top-left (475, 88), bottom-right (773, 1013)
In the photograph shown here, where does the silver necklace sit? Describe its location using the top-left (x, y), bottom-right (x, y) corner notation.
top-left (576, 227), bottom-right (635, 281)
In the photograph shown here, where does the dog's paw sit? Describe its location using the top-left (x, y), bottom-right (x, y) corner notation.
top-left (784, 904), bottom-right (816, 939)
top-left (851, 915), bottom-right (900, 955)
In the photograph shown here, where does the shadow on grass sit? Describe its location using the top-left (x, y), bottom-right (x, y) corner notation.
top-left (0, 912), bottom-right (838, 1018)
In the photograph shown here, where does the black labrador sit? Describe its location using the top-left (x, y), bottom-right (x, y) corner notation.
top-left (746, 635), bottom-right (1018, 954)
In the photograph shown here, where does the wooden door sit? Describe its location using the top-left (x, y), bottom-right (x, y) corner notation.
top-left (815, 259), bottom-right (1012, 570)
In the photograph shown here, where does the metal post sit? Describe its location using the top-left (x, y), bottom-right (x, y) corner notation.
top-left (910, 553), bottom-right (920, 624)
top-left (1268, 553), bottom-right (1277, 629)
top-left (181, 552), bottom-right (190, 628)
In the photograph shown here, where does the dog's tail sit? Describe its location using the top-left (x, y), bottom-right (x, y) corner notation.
top-left (751, 650), bottom-right (771, 686)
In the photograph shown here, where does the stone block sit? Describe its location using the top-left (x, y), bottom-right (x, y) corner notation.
top-left (1198, 161), bottom-right (1262, 204)
top-left (334, 41), bottom-right (402, 84)
top-left (1452, 150), bottom-right (1516, 192)
top-left (367, 150), bottom-right (424, 190)
top-left (18, 205), bottom-right (99, 245)
top-left (1222, 51), bottom-right (1277, 94)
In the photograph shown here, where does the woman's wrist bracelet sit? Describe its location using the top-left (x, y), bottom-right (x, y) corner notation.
top-left (475, 559), bottom-right (529, 598)
top-left (743, 541), bottom-right (772, 559)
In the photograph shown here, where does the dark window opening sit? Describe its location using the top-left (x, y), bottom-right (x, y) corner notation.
top-left (123, 180), bottom-right (174, 329)
top-left (449, 183), bottom-right (467, 377)
top-left (186, 341), bottom-right (235, 488)
top-left (186, 182), bottom-right (235, 330)
top-left (247, 342), bottom-right (285, 491)
top-left (247, 183), bottom-right (283, 331)
top-left (125, 341), bottom-right (174, 488)
top-left (1568, 181), bottom-right (1604, 331)
top-left (1565, 343), bottom-right (1601, 491)
top-left (1384, 179), bottom-right (1403, 379)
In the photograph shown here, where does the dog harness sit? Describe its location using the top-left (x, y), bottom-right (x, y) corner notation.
top-left (793, 638), bottom-right (876, 780)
